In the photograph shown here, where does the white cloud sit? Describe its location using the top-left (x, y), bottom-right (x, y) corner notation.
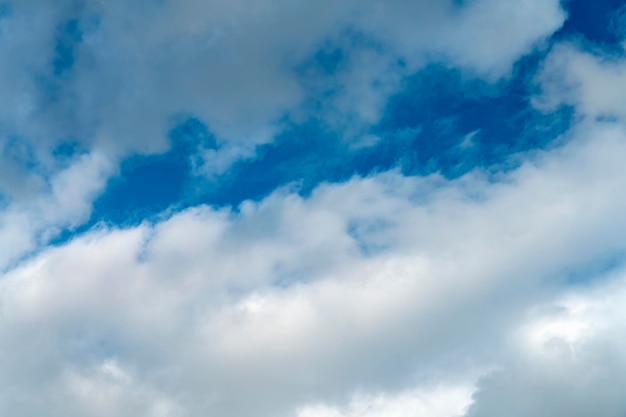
top-left (536, 42), bottom-right (626, 120)
top-left (1, 114), bottom-right (626, 415)
top-left (12, 2), bottom-right (626, 417)
top-left (61, 360), bottom-right (184, 417)
top-left (298, 384), bottom-right (475, 417)
top-left (0, 0), bottom-right (567, 263)
top-left (359, 0), bottom-right (564, 80)
top-left (468, 272), bottom-right (626, 417)
top-left (0, 149), bottom-right (114, 270)
top-left (0, 0), bottom-right (564, 154)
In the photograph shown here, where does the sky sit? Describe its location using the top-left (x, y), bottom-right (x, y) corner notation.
top-left (1, 0), bottom-right (626, 416)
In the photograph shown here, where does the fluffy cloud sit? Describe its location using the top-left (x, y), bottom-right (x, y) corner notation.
top-left (1, 113), bottom-right (626, 415)
top-left (0, 0), bottom-right (567, 265)
top-left (6, 2), bottom-right (626, 417)
top-left (298, 384), bottom-right (475, 417)
top-left (0, 0), bottom-right (564, 153)
top-left (536, 42), bottom-right (626, 119)
top-left (0, 149), bottom-right (113, 270)
top-left (468, 272), bottom-right (626, 417)
top-left (461, 34), bottom-right (626, 416)
top-left (0, 0), bottom-right (568, 280)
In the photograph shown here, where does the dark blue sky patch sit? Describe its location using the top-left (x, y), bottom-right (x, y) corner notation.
top-left (373, 61), bottom-right (574, 178)
top-left (50, 140), bottom-right (89, 171)
top-left (53, 58), bottom-right (574, 240)
top-left (301, 44), bottom-right (346, 78)
top-left (52, 141), bottom-right (83, 159)
top-left (48, 118), bottom-right (215, 246)
top-left (169, 116), bottom-right (217, 151)
top-left (208, 57), bottom-right (574, 206)
top-left (93, 152), bottom-right (188, 224)
top-left (198, 119), bottom-right (422, 207)
top-left (194, 121), bottom-right (346, 206)
top-left (47, 0), bottom-right (624, 242)
top-left (556, 0), bottom-right (626, 47)
top-left (53, 18), bottom-right (83, 76)
top-left (89, 118), bottom-right (214, 226)
top-left (50, 2), bottom-right (104, 75)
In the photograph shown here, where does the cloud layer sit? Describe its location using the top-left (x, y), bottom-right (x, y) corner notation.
top-left (3, 115), bottom-right (626, 415)
top-left (2, 1), bottom-right (626, 416)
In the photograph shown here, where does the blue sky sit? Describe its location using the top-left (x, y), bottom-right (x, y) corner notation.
top-left (79, 0), bottom-right (616, 229)
top-left (2, 1), bottom-right (626, 416)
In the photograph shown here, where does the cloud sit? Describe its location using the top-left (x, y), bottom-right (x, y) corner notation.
top-left (0, 149), bottom-right (113, 270)
top-left (1, 110), bottom-right (626, 415)
top-left (468, 271), bottom-right (626, 417)
top-left (0, 0), bottom-right (566, 263)
top-left (0, 0), bottom-right (564, 154)
top-left (9, 2), bottom-right (626, 417)
top-left (298, 384), bottom-right (475, 417)
top-left (358, 0), bottom-right (564, 80)
top-left (536, 41), bottom-right (626, 120)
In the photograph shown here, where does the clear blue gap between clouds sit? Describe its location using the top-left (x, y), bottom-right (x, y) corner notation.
top-left (50, 0), bottom-right (623, 245)
top-left (556, 0), bottom-right (626, 48)
top-left (63, 60), bottom-right (571, 239)
top-left (49, 118), bottom-right (214, 245)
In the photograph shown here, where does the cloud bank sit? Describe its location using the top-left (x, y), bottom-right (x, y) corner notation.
top-left (2, 0), bottom-right (626, 416)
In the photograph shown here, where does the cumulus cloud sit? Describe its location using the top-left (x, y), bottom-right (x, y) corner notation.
top-left (8, 1), bottom-right (626, 417)
top-left (1, 112), bottom-right (626, 415)
top-left (0, 149), bottom-right (113, 270)
top-left (536, 42), bottom-right (626, 119)
top-left (468, 271), bottom-right (626, 417)
top-left (0, 0), bottom-right (564, 153)
top-left (0, 0), bottom-right (567, 274)
top-left (461, 31), bottom-right (626, 417)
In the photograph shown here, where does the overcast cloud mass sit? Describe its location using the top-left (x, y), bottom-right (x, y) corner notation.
top-left (1, 0), bottom-right (626, 416)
